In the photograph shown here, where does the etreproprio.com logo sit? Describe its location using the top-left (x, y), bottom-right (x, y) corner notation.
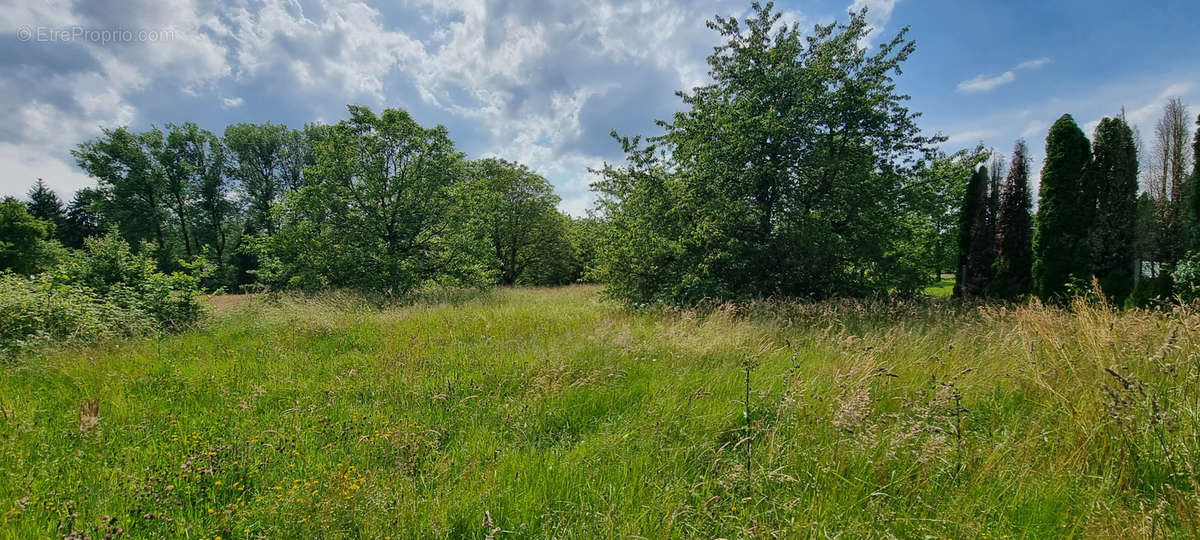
top-left (16, 25), bottom-right (177, 44)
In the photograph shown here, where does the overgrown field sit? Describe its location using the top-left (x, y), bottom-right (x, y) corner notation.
top-left (3, 286), bottom-right (1200, 538)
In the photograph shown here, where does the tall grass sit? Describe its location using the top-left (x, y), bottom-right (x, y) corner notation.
top-left (1, 286), bottom-right (1198, 537)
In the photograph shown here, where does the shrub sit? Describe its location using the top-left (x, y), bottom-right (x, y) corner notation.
top-left (1174, 252), bottom-right (1200, 303)
top-left (0, 273), bottom-right (153, 357)
top-left (0, 197), bottom-right (65, 275)
top-left (0, 232), bottom-right (204, 357)
top-left (54, 232), bottom-right (205, 329)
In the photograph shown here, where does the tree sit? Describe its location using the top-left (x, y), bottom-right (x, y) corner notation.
top-left (1033, 114), bottom-right (1092, 300)
top-left (988, 140), bottom-right (1034, 299)
top-left (1146, 98), bottom-right (1192, 265)
top-left (907, 145), bottom-right (988, 283)
top-left (593, 4), bottom-right (940, 304)
top-left (1090, 116), bottom-right (1139, 301)
top-left (986, 152), bottom-right (1005, 251)
top-left (1189, 114), bottom-right (1200, 251)
top-left (0, 197), bottom-right (61, 275)
top-left (224, 123), bottom-right (295, 236)
top-left (26, 179), bottom-right (65, 235)
top-left (955, 165), bottom-right (992, 297)
top-left (257, 106), bottom-right (476, 294)
top-left (464, 158), bottom-right (573, 285)
top-left (61, 188), bottom-right (107, 249)
top-left (566, 214), bottom-right (606, 282)
top-left (156, 122), bottom-right (230, 271)
top-left (73, 127), bottom-right (170, 261)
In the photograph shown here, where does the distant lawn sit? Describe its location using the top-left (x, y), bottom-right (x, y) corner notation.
top-left (2, 285), bottom-right (1198, 537)
top-left (925, 273), bottom-right (956, 297)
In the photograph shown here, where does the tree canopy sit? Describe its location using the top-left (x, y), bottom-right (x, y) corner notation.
top-left (594, 3), bottom-right (940, 304)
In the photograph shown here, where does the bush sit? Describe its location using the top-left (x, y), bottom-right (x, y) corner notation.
top-left (1175, 252), bottom-right (1200, 303)
top-left (0, 273), bottom-right (153, 357)
top-left (54, 232), bottom-right (205, 329)
top-left (0, 197), bottom-right (64, 275)
top-left (0, 232), bottom-right (204, 357)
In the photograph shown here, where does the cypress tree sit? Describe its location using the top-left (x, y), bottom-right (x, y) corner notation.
top-left (1033, 114), bottom-right (1092, 300)
top-left (956, 165), bottom-right (992, 297)
top-left (989, 140), bottom-right (1034, 298)
top-left (1090, 117), bottom-right (1139, 301)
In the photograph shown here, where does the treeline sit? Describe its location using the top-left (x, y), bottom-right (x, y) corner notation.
top-left (587, 3), bottom-right (1200, 306)
top-left (8, 1), bottom-right (1200, 311)
top-left (589, 5), bottom-right (985, 303)
top-left (957, 100), bottom-right (1200, 305)
top-left (7, 109), bottom-right (602, 294)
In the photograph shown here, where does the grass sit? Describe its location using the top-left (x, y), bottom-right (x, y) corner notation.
top-left (3, 285), bottom-right (1200, 538)
top-left (924, 274), bottom-right (956, 298)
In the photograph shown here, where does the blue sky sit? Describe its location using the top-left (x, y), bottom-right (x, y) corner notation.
top-left (2, 0), bottom-right (1198, 215)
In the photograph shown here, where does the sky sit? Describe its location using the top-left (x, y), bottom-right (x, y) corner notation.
top-left (2, 0), bottom-right (1198, 215)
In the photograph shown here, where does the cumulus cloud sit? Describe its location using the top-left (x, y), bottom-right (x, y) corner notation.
top-left (2, 0), bottom-right (766, 213)
top-left (957, 56), bottom-right (1050, 94)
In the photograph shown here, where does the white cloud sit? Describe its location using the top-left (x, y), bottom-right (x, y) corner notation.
top-left (957, 56), bottom-right (1051, 94)
top-left (1015, 57), bottom-right (1050, 70)
top-left (957, 71), bottom-right (1016, 94)
top-left (1021, 120), bottom-right (1047, 138)
top-left (0, 0), bottom-right (231, 198)
top-left (849, 0), bottom-right (899, 47)
top-left (946, 128), bottom-right (1001, 145)
top-left (0, 142), bottom-right (95, 198)
top-left (2, 0), bottom-right (762, 213)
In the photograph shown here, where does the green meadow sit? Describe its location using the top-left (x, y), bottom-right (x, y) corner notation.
top-left (2, 286), bottom-right (1199, 538)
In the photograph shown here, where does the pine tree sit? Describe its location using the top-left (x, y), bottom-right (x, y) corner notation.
top-left (25, 179), bottom-right (65, 233)
top-left (1033, 114), bottom-right (1092, 300)
top-left (61, 187), bottom-right (106, 249)
top-left (988, 140), bottom-right (1034, 299)
top-left (956, 165), bottom-right (992, 297)
top-left (1090, 116), bottom-right (1139, 301)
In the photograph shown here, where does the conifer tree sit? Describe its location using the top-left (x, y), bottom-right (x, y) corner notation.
top-left (1090, 116), bottom-right (1139, 300)
top-left (1033, 114), bottom-right (1092, 299)
top-left (956, 165), bottom-right (992, 297)
top-left (989, 140), bottom-right (1034, 298)
top-left (26, 179), bottom-right (65, 233)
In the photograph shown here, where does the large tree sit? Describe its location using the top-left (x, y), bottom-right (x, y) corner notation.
top-left (465, 158), bottom-right (573, 285)
top-left (73, 127), bottom-right (170, 259)
top-left (988, 140), bottom-right (1034, 299)
top-left (0, 197), bottom-right (60, 275)
top-left (258, 106), bottom-right (476, 294)
top-left (956, 165), bottom-right (992, 297)
top-left (593, 4), bottom-right (940, 304)
top-left (1146, 98), bottom-right (1192, 265)
top-left (61, 188), bottom-right (107, 249)
top-left (1090, 116), bottom-right (1139, 301)
top-left (224, 122), bottom-right (304, 236)
top-left (1033, 114), bottom-right (1092, 300)
top-left (908, 145), bottom-right (988, 282)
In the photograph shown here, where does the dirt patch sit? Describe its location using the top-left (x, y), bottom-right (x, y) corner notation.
top-left (204, 294), bottom-right (259, 314)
